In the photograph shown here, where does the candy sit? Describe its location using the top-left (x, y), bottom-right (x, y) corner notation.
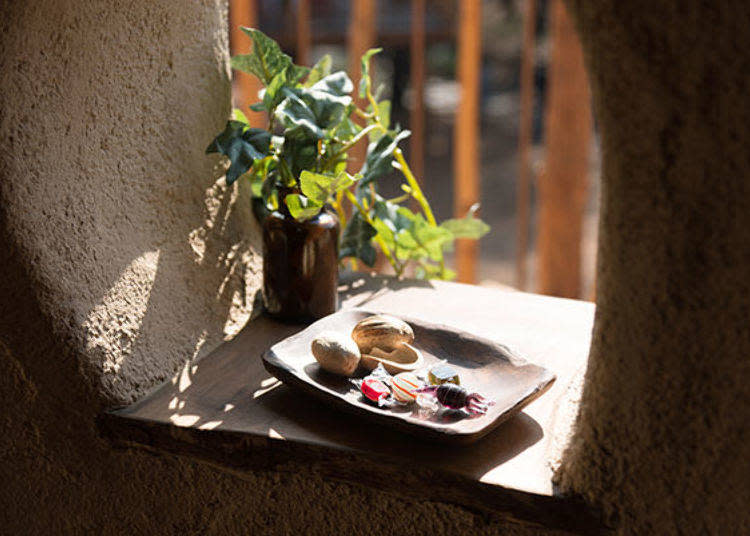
top-left (390, 372), bottom-right (422, 403)
top-left (428, 363), bottom-right (460, 385)
top-left (417, 384), bottom-right (494, 415)
top-left (415, 392), bottom-right (440, 418)
top-left (361, 378), bottom-right (391, 406)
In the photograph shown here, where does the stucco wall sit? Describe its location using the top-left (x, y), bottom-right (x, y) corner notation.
top-left (0, 1), bottom-right (569, 534)
top-left (3, 0), bottom-right (747, 534)
top-left (557, 1), bottom-right (750, 534)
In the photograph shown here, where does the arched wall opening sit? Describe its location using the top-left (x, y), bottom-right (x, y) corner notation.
top-left (1, 1), bottom-right (747, 534)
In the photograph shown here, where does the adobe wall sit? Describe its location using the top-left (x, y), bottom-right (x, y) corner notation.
top-left (4, 0), bottom-right (746, 534)
top-left (0, 1), bottom-right (568, 534)
top-left (557, 1), bottom-right (750, 533)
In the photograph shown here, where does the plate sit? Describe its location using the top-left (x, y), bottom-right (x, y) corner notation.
top-left (262, 309), bottom-right (556, 444)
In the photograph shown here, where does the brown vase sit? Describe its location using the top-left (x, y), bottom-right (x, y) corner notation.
top-left (262, 208), bottom-right (340, 322)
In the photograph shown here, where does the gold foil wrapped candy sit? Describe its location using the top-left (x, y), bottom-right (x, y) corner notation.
top-left (428, 363), bottom-right (460, 385)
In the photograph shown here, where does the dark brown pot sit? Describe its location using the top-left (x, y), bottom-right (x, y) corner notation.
top-left (262, 209), bottom-right (340, 322)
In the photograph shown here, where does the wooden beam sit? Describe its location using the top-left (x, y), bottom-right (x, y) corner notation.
top-left (454, 0), bottom-right (482, 284)
top-left (409, 0), bottom-right (426, 186)
top-left (537, 0), bottom-right (592, 298)
top-left (347, 0), bottom-right (377, 173)
top-left (516, 0), bottom-right (537, 291)
top-left (296, 0), bottom-right (312, 67)
top-left (229, 0), bottom-right (264, 126)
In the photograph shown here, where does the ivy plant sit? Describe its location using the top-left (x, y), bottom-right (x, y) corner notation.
top-left (207, 27), bottom-right (489, 279)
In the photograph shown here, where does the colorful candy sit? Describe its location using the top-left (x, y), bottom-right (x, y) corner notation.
top-left (428, 363), bottom-right (460, 385)
top-left (360, 378), bottom-right (391, 406)
top-left (390, 372), bottom-right (422, 403)
top-left (417, 383), bottom-right (493, 415)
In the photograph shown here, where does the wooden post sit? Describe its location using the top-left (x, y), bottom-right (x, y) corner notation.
top-left (454, 0), bottom-right (482, 284)
top-left (537, 0), bottom-right (592, 298)
top-left (409, 0), bottom-right (426, 185)
top-left (229, 0), bottom-right (264, 126)
top-left (347, 0), bottom-right (377, 172)
top-left (296, 0), bottom-right (311, 67)
top-left (516, 0), bottom-right (537, 291)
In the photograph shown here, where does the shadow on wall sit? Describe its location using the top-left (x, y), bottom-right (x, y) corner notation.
top-left (82, 173), bottom-right (264, 406)
top-left (0, 0), bottom-right (267, 409)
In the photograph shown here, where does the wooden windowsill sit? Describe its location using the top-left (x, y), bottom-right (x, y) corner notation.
top-left (98, 274), bottom-right (606, 534)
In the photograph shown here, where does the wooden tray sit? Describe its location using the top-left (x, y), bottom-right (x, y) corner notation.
top-left (262, 309), bottom-right (556, 444)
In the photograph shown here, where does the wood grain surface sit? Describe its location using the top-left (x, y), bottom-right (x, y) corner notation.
top-left (99, 275), bottom-right (606, 533)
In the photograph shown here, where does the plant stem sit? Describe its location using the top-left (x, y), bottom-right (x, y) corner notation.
top-left (354, 108), bottom-right (374, 120)
top-left (333, 190), bottom-right (347, 229)
top-left (393, 148), bottom-right (435, 225)
top-left (387, 193), bottom-right (410, 204)
top-left (393, 148), bottom-right (449, 278)
top-left (327, 124), bottom-right (379, 165)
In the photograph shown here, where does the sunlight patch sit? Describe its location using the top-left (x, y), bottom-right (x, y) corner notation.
top-left (84, 250), bottom-right (160, 376)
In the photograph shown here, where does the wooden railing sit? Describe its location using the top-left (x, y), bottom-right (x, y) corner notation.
top-left (228, 0), bottom-right (593, 299)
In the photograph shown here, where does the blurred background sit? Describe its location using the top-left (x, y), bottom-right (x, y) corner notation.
top-left (231, 0), bottom-right (599, 300)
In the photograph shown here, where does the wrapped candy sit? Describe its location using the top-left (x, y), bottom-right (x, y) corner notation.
top-left (390, 372), bottom-right (422, 403)
top-left (427, 363), bottom-right (460, 385)
top-left (361, 378), bottom-right (391, 406)
top-left (351, 363), bottom-right (397, 407)
top-left (416, 383), bottom-right (493, 415)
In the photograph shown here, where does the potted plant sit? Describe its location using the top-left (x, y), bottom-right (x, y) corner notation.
top-left (208, 28), bottom-right (489, 322)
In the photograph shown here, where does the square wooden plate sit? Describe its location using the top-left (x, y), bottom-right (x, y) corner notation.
top-left (262, 309), bottom-right (556, 444)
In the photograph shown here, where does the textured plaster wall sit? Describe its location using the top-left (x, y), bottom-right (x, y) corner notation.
top-left (557, 1), bottom-right (750, 534)
top-left (4, 0), bottom-right (746, 534)
top-left (0, 1), bottom-right (569, 534)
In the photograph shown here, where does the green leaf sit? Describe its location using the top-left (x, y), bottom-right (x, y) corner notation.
top-left (232, 108), bottom-right (250, 124)
top-left (248, 156), bottom-right (274, 197)
top-left (276, 80), bottom-right (353, 138)
top-left (440, 204), bottom-right (491, 239)
top-left (275, 89), bottom-right (326, 139)
top-left (360, 129), bottom-right (411, 188)
top-left (230, 28), bottom-right (294, 86)
top-left (340, 211), bottom-right (378, 267)
top-left (371, 197), bottom-right (411, 251)
top-left (359, 48), bottom-right (382, 98)
top-left (331, 108), bottom-right (361, 142)
top-left (289, 64), bottom-right (310, 84)
top-left (206, 121), bottom-right (271, 184)
top-left (285, 193), bottom-right (322, 220)
top-left (249, 173), bottom-right (264, 197)
top-left (367, 100), bottom-right (391, 142)
top-left (415, 262), bottom-right (456, 281)
top-left (395, 208), bottom-right (453, 262)
top-left (303, 89), bottom-right (352, 130)
top-left (299, 170), bottom-right (356, 206)
top-left (304, 54), bottom-right (332, 87)
top-left (281, 130), bottom-right (318, 178)
top-left (284, 169), bottom-right (356, 222)
top-left (311, 71), bottom-right (354, 96)
top-left (261, 67), bottom-right (291, 111)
